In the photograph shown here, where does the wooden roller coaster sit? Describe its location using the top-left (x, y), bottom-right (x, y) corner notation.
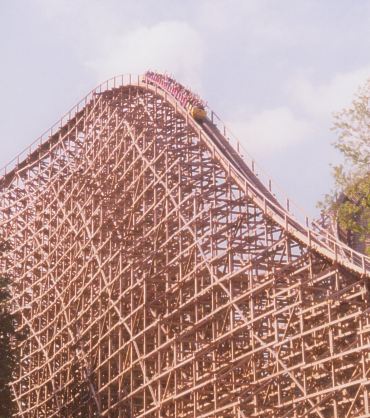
top-left (0, 73), bottom-right (369, 417)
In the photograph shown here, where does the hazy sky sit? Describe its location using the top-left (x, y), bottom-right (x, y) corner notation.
top-left (1, 0), bottom-right (369, 216)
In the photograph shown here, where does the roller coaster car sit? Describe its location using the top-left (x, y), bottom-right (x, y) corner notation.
top-left (190, 106), bottom-right (207, 123)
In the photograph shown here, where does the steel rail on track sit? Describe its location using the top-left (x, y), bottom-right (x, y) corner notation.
top-left (0, 73), bottom-right (369, 277)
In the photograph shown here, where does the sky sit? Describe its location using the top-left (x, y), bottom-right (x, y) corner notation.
top-left (0, 0), bottom-right (369, 216)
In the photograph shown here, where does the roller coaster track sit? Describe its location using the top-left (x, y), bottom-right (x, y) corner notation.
top-left (1, 74), bottom-right (369, 417)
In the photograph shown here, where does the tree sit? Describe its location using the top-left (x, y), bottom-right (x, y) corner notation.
top-left (324, 78), bottom-right (370, 254)
top-left (0, 243), bottom-right (18, 417)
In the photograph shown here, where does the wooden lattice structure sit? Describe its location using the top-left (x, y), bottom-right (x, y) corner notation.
top-left (1, 75), bottom-right (370, 417)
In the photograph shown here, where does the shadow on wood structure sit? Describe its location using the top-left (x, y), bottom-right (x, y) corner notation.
top-left (1, 74), bottom-right (370, 417)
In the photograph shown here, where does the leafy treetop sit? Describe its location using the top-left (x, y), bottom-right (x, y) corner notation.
top-left (325, 78), bottom-right (370, 254)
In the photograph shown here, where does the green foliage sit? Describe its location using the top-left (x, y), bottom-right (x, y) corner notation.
top-left (324, 78), bottom-right (370, 254)
top-left (0, 250), bottom-right (18, 417)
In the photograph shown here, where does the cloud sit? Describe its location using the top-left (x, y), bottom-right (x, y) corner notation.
top-left (227, 66), bottom-right (370, 159)
top-left (287, 66), bottom-right (370, 119)
top-left (87, 21), bottom-right (204, 90)
top-left (228, 107), bottom-right (311, 155)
